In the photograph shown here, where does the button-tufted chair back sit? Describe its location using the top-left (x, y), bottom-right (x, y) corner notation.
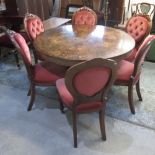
top-left (24, 13), bottom-right (44, 41)
top-left (126, 15), bottom-right (152, 45)
top-left (72, 6), bottom-right (97, 26)
top-left (125, 15), bottom-right (152, 62)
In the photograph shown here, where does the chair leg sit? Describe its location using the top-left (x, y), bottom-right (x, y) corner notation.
top-left (27, 84), bottom-right (36, 111)
top-left (136, 80), bottom-right (142, 101)
top-left (57, 91), bottom-right (65, 113)
top-left (33, 51), bottom-right (38, 64)
top-left (32, 47), bottom-right (38, 64)
top-left (59, 100), bottom-right (65, 113)
top-left (13, 50), bottom-right (20, 69)
top-left (72, 111), bottom-right (77, 148)
top-left (99, 109), bottom-right (106, 141)
top-left (128, 85), bottom-right (135, 114)
top-left (27, 86), bottom-right (31, 96)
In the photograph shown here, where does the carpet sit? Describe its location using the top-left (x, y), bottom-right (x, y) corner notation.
top-left (0, 53), bottom-right (155, 130)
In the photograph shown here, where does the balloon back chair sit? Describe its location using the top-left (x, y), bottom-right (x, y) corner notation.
top-left (24, 13), bottom-right (44, 63)
top-left (56, 58), bottom-right (117, 147)
top-left (115, 35), bottom-right (155, 114)
top-left (7, 29), bottom-right (66, 111)
top-left (72, 6), bottom-right (97, 26)
top-left (131, 2), bottom-right (155, 18)
top-left (125, 15), bottom-right (152, 62)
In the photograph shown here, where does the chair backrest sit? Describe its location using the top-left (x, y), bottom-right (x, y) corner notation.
top-left (126, 15), bottom-right (152, 47)
top-left (24, 13), bottom-right (44, 41)
top-left (132, 35), bottom-right (155, 80)
top-left (72, 6), bottom-right (97, 26)
top-left (65, 58), bottom-right (117, 107)
top-left (131, 3), bottom-right (155, 17)
top-left (6, 29), bottom-right (33, 79)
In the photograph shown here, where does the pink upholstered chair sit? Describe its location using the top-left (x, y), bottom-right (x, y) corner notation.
top-left (72, 6), bottom-right (97, 26)
top-left (125, 15), bottom-right (152, 62)
top-left (24, 13), bottom-right (44, 63)
top-left (115, 35), bottom-right (155, 114)
top-left (7, 30), bottom-right (67, 111)
top-left (56, 58), bottom-right (117, 147)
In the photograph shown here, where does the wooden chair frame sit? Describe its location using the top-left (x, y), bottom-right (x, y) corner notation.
top-left (115, 37), bottom-right (154, 114)
top-left (58, 58), bottom-right (117, 147)
top-left (6, 29), bottom-right (66, 111)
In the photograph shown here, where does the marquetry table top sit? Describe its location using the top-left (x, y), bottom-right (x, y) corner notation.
top-left (34, 25), bottom-right (135, 66)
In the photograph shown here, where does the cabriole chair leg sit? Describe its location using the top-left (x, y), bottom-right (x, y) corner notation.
top-left (136, 80), bottom-right (142, 101)
top-left (128, 85), bottom-right (135, 114)
top-left (99, 109), bottom-right (106, 140)
top-left (13, 50), bottom-right (20, 69)
top-left (27, 85), bottom-right (36, 111)
top-left (72, 111), bottom-right (77, 148)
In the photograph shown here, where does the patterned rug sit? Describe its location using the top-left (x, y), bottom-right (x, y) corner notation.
top-left (0, 53), bottom-right (155, 130)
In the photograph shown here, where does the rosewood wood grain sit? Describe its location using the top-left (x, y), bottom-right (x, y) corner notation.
top-left (33, 25), bottom-right (135, 66)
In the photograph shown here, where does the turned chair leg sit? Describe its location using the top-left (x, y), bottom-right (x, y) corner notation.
top-left (99, 109), bottom-right (106, 141)
top-left (27, 86), bottom-right (31, 96)
top-left (27, 84), bottom-right (36, 111)
top-left (13, 50), bottom-right (20, 69)
top-left (136, 80), bottom-right (142, 101)
top-left (128, 85), bottom-right (135, 114)
top-left (72, 111), bottom-right (77, 148)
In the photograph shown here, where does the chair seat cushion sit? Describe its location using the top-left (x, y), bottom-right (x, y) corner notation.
top-left (56, 78), bottom-right (103, 112)
top-left (115, 60), bottom-right (134, 84)
top-left (34, 63), bottom-right (65, 84)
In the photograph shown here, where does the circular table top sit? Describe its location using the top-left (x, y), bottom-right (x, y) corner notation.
top-left (34, 25), bottom-right (135, 66)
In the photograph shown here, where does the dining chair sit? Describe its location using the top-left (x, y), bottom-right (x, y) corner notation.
top-left (24, 13), bottom-right (44, 63)
top-left (131, 2), bottom-right (155, 18)
top-left (72, 6), bottom-right (97, 26)
top-left (115, 35), bottom-right (155, 114)
top-left (56, 58), bottom-right (117, 147)
top-left (125, 14), bottom-right (152, 62)
top-left (0, 16), bottom-right (30, 69)
top-left (7, 29), bottom-right (67, 111)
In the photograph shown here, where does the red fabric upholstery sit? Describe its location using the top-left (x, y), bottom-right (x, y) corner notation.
top-left (56, 78), bottom-right (103, 112)
top-left (56, 78), bottom-right (74, 105)
top-left (14, 33), bottom-right (32, 65)
top-left (27, 18), bottom-right (44, 40)
top-left (116, 60), bottom-right (134, 83)
top-left (73, 10), bottom-right (96, 26)
top-left (126, 16), bottom-right (149, 43)
top-left (34, 63), bottom-right (62, 84)
top-left (74, 67), bottom-right (110, 96)
top-left (72, 6), bottom-right (97, 26)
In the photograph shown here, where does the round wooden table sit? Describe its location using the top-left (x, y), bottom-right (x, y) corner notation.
top-left (33, 25), bottom-right (135, 66)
